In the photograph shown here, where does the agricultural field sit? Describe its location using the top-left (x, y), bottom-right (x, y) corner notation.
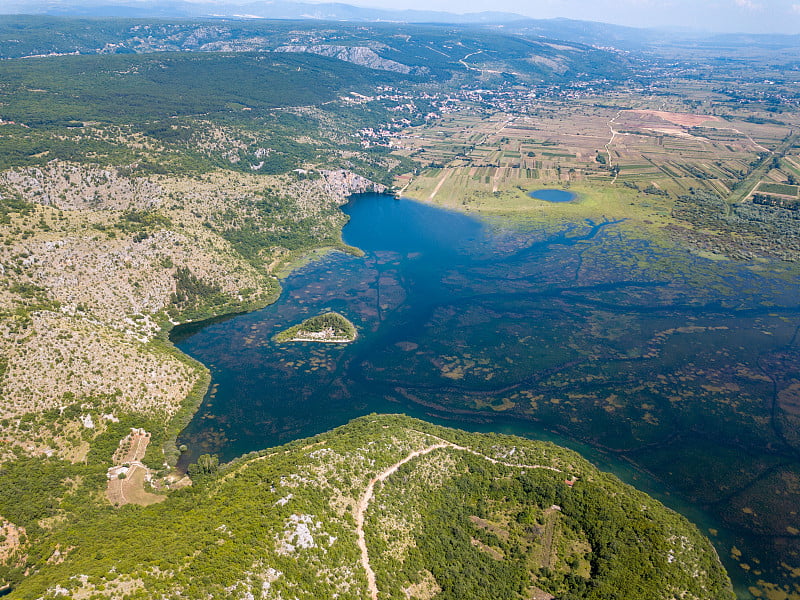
top-left (381, 74), bottom-right (800, 599)
top-left (0, 13), bottom-right (798, 600)
top-left (395, 100), bottom-right (792, 202)
top-left (392, 86), bottom-right (800, 262)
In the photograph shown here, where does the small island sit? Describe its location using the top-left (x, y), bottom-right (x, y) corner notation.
top-left (274, 311), bottom-right (357, 343)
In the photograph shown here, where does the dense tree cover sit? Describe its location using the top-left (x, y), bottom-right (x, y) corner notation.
top-left (117, 210), bottom-right (172, 233)
top-left (188, 453), bottom-right (219, 479)
top-left (753, 192), bottom-right (800, 210)
top-left (0, 193), bottom-right (34, 225)
top-left (220, 216), bottom-right (338, 260)
top-left (0, 123), bottom-right (221, 172)
top-left (4, 415), bottom-right (732, 599)
top-left (0, 52), bottom-right (384, 125)
top-left (642, 184), bottom-right (669, 197)
top-left (168, 267), bottom-right (227, 318)
top-left (0, 49), bottom-right (412, 177)
top-left (0, 27), bottom-right (426, 183)
top-left (206, 188), bottom-right (346, 274)
top-left (0, 457), bottom-right (83, 535)
top-left (0, 126), bottom-right (130, 170)
top-left (297, 312), bottom-right (356, 335)
top-left (371, 450), bottom-right (732, 600)
top-left (673, 187), bottom-right (800, 254)
top-left (0, 411), bottom-right (166, 589)
top-left (0, 53), bottom-right (409, 185)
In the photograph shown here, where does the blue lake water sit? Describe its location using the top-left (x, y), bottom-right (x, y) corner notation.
top-left (529, 188), bottom-right (577, 202)
top-left (174, 193), bottom-right (800, 599)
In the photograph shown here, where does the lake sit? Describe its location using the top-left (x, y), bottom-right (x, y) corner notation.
top-left (529, 188), bottom-right (577, 202)
top-left (174, 193), bottom-right (800, 599)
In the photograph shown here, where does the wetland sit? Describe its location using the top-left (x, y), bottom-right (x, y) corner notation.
top-left (175, 193), bottom-right (800, 599)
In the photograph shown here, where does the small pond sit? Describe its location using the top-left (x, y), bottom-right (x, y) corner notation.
top-left (529, 188), bottom-right (577, 202)
top-left (174, 193), bottom-right (800, 598)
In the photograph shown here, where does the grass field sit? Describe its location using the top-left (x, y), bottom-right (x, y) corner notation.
top-left (758, 182), bottom-right (799, 197)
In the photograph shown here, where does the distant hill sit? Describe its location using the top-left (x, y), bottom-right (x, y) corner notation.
top-left (501, 18), bottom-right (800, 52)
top-left (4, 2), bottom-right (796, 54)
top-left (0, 0), bottom-right (527, 23)
top-left (0, 16), bottom-right (631, 84)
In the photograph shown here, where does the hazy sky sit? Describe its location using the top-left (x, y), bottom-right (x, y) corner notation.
top-left (330, 0), bottom-right (800, 34)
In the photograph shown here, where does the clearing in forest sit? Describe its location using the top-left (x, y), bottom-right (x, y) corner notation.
top-left (106, 428), bottom-right (165, 507)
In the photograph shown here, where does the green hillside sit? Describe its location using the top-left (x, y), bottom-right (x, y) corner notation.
top-left (7, 415), bottom-right (733, 600)
top-left (274, 311), bottom-right (357, 342)
top-left (0, 51), bottom-right (389, 125)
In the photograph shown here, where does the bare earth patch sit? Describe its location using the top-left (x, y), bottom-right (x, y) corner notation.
top-left (469, 515), bottom-right (510, 541)
top-left (106, 429), bottom-right (165, 507)
top-left (403, 570), bottom-right (440, 600)
top-left (471, 537), bottom-right (504, 560)
top-left (627, 109), bottom-right (721, 128)
top-left (0, 518), bottom-right (26, 563)
top-left (526, 586), bottom-right (556, 600)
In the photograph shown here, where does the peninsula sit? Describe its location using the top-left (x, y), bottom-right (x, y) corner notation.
top-left (1, 12), bottom-right (798, 599)
top-left (8, 415), bottom-right (734, 600)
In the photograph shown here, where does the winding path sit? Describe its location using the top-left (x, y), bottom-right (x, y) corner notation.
top-left (459, 50), bottom-right (486, 73)
top-left (458, 50), bottom-right (521, 77)
top-left (355, 443), bottom-right (450, 600)
top-left (605, 110), bottom-right (622, 183)
top-left (354, 436), bottom-right (563, 599)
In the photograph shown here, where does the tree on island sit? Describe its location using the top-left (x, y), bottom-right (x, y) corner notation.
top-left (274, 312), bottom-right (357, 343)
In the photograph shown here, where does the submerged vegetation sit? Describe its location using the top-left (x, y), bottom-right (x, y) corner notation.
top-left (0, 12), bottom-right (798, 600)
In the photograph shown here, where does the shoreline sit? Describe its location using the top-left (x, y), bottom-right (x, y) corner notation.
top-left (161, 199), bottom-right (370, 470)
top-left (160, 190), bottom-right (765, 596)
top-left (287, 336), bottom-right (356, 343)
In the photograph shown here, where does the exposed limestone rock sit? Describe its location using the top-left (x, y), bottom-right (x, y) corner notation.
top-left (319, 169), bottom-right (387, 199)
top-left (0, 311), bottom-right (197, 422)
top-left (0, 161), bottom-right (380, 464)
top-left (0, 518), bottom-right (26, 565)
top-left (274, 45), bottom-right (428, 75)
top-left (0, 163), bottom-right (163, 211)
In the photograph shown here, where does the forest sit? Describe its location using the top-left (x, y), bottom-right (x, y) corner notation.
top-left (4, 415), bottom-right (733, 600)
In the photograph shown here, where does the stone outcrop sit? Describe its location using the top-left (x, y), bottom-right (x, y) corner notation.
top-left (319, 169), bottom-right (387, 200)
top-left (274, 45), bottom-right (428, 75)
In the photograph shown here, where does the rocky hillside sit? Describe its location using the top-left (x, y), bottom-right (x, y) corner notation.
top-left (0, 46), bottom-right (418, 595)
top-left (0, 160), bottom-right (380, 465)
top-left (275, 44), bottom-right (428, 75)
top-left (0, 17), bottom-right (630, 84)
